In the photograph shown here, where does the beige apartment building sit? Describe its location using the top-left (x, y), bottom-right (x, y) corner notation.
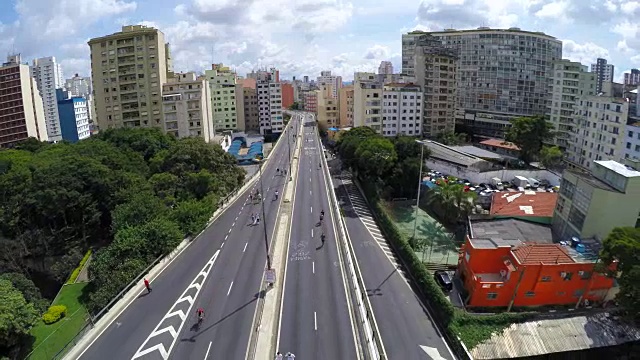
top-left (205, 64), bottom-right (245, 131)
top-left (0, 54), bottom-right (48, 147)
top-left (553, 160), bottom-right (640, 241)
top-left (413, 34), bottom-right (457, 138)
top-left (567, 95), bottom-right (629, 171)
top-left (243, 87), bottom-right (259, 132)
top-left (317, 84), bottom-right (339, 128)
top-left (353, 72), bottom-right (382, 132)
top-left (547, 60), bottom-right (596, 149)
top-left (88, 25), bottom-right (171, 130)
top-left (161, 72), bottom-right (213, 141)
top-left (339, 85), bottom-right (354, 127)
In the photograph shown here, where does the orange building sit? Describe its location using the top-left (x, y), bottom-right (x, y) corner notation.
top-left (458, 219), bottom-right (616, 308)
top-left (281, 83), bottom-right (294, 109)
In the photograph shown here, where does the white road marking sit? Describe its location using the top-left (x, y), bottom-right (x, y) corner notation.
top-left (310, 206), bottom-right (313, 213)
top-left (243, 242), bottom-right (248, 252)
top-left (314, 311), bottom-right (317, 331)
top-left (225, 234), bottom-right (229, 240)
top-left (227, 281), bottom-right (234, 296)
top-left (235, 216), bottom-right (238, 221)
top-left (204, 342), bottom-right (212, 359)
top-left (311, 228), bottom-right (314, 238)
top-left (228, 229), bottom-right (232, 234)
top-left (310, 190), bottom-right (312, 196)
top-left (312, 261), bottom-right (315, 274)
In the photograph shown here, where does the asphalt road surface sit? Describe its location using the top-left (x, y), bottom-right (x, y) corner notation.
top-left (277, 117), bottom-right (359, 359)
top-left (78, 117), bottom-right (300, 360)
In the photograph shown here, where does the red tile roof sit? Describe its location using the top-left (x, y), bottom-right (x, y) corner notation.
top-left (512, 243), bottom-right (574, 265)
top-left (490, 191), bottom-right (558, 218)
top-left (480, 139), bottom-right (521, 150)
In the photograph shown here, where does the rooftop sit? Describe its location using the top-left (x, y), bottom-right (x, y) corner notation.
top-left (470, 312), bottom-right (640, 359)
top-left (469, 219), bottom-right (554, 247)
top-left (595, 160), bottom-right (640, 178)
top-left (448, 145), bottom-right (513, 160)
top-left (512, 243), bottom-right (574, 265)
top-left (490, 191), bottom-right (558, 218)
top-left (422, 141), bottom-right (489, 168)
top-left (479, 139), bottom-right (521, 151)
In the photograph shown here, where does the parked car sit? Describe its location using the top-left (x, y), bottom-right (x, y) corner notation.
top-left (434, 271), bottom-right (453, 292)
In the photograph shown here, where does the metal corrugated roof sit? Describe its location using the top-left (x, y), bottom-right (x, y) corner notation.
top-left (470, 313), bottom-right (640, 359)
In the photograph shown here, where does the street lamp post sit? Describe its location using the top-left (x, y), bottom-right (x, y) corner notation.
top-left (258, 162), bottom-right (272, 270)
top-left (412, 141), bottom-right (425, 240)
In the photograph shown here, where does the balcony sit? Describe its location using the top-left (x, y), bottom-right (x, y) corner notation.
top-left (117, 55), bottom-right (136, 65)
top-left (117, 46), bottom-right (135, 54)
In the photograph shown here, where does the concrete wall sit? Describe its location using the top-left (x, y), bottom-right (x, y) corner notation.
top-left (425, 158), bottom-right (561, 186)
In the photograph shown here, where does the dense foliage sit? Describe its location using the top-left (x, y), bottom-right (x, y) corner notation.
top-left (599, 227), bottom-right (640, 323)
top-left (0, 128), bottom-right (245, 354)
top-left (505, 115), bottom-right (555, 164)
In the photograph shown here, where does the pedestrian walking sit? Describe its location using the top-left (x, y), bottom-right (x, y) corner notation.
top-left (275, 352), bottom-right (283, 360)
top-left (285, 352), bottom-right (295, 360)
top-left (256, 215), bottom-right (261, 225)
top-left (249, 194), bottom-right (253, 202)
top-left (144, 278), bottom-right (152, 293)
top-left (251, 213), bottom-right (256, 225)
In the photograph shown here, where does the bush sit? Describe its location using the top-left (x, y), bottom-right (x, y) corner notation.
top-left (66, 250), bottom-right (92, 284)
top-left (42, 305), bottom-right (67, 325)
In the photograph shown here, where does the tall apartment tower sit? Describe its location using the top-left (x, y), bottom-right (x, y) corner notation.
top-left (161, 72), bottom-right (213, 141)
top-left (250, 68), bottom-right (283, 135)
top-left (0, 55), bottom-right (48, 147)
top-left (624, 69), bottom-right (640, 86)
top-left (65, 74), bottom-right (94, 126)
top-left (88, 25), bottom-right (171, 130)
top-left (547, 60), bottom-right (596, 149)
top-left (205, 64), bottom-right (245, 131)
top-left (382, 83), bottom-right (423, 137)
top-left (413, 34), bottom-right (457, 138)
top-left (31, 57), bottom-right (64, 141)
top-left (316, 84), bottom-right (339, 128)
top-left (378, 61), bottom-right (393, 75)
top-left (317, 70), bottom-right (342, 98)
top-left (401, 32), bottom-right (423, 78)
top-left (353, 72), bottom-right (382, 132)
top-left (404, 27), bottom-right (562, 139)
top-left (591, 58), bottom-right (614, 94)
top-left (338, 85), bottom-right (354, 127)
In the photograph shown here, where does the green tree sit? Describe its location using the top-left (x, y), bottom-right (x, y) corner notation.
top-left (336, 127), bottom-right (378, 169)
top-left (111, 192), bottom-right (166, 232)
top-left (171, 198), bottom-right (216, 236)
top-left (504, 115), bottom-right (555, 163)
top-left (539, 145), bottom-right (563, 169)
top-left (0, 273), bottom-right (48, 314)
top-left (435, 131), bottom-right (466, 146)
top-left (599, 227), bottom-right (640, 322)
top-left (385, 157), bottom-right (421, 198)
top-left (288, 102), bottom-right (300, 110)
top-left (393, 135), bottom-right (428, 162)
top-left (96, 127), bottom-right (175, 162)
top-left (354, 136), bottom-right (397, 179)
top-left (427, 181), bottom-right (477, 225)
top-left (0, 279), bottom-right (38, 349)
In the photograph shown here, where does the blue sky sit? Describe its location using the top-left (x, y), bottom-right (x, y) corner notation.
top-left (0, 0), bottom-right (638, 82)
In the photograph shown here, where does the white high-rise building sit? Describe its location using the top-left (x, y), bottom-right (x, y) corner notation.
top-left (31, 56), bottom-right (64, 141)
top-left (251, 68), bottom-right (283, 135)
top-left (382, 83), bottom-right (423, 137)
top-left (317, 70), bottom-right (342, 99)
top-left (65, 74), bottom-right (94, 125)
top-left (591, 58), bottom-right (614, 94)
top-left (378, 61), bottom-right (393, 75)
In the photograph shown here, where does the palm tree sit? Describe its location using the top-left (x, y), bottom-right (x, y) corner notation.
top-left (426, 181), bottom-right (476, 225)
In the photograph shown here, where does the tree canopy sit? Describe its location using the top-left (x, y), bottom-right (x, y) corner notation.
top-left (599, 227), bottom-right (640, 323)
top-left (539, 145), bottom-right (563, 169)
top-left (504, 115), bottom-right (555, 163)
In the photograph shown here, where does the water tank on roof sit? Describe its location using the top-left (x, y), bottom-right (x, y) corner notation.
top-left (571, 237), bottom-right (581, 248)
top-left (576, 244), bottom-right (586, 253)
top-left (477, 27), bottom-right (490, 30)
top-left (508, 27), bottom-right (521, 31)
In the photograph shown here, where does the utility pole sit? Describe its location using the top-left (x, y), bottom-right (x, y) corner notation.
top-left (507, 267), bottom-right (526, 312)
top-left (412, 141), bottom-right (425, 240)
top-left (258, 162), bottom-right (271, 269)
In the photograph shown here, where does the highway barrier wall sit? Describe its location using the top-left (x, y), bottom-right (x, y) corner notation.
top-left (320, 135), bottom-right (387, 360)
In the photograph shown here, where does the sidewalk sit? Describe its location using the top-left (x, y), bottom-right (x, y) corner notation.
top-left (251, 122), bottom-right (303, 360)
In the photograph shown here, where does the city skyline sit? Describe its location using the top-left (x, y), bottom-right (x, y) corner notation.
top-left (1, 0), bottom-right (640, 81)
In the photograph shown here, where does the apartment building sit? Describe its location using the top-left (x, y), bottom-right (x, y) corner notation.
top-left (55, 89), bottom-right (90, 143)
top-left (624, 69), bottom-right (640, 86)
top-left (65, 73), bottom-right (94, 126)
top-left (378, 61), bottom-right (393, 75)
top-left (353, 72), bottom-right (382, 132)
top-left (161, 72), bottom-right (213, 141)
top-left (317, 84), bottom-right (339, 128)
top-left (566, 95), bottom-right (628, 171)
top-left (88, 25), bottom-right (171, 130)
top-left (242, 87), bottom-right (259, 132)
top-left (591, 58), bottom-right (614, 94)
top-left (250, 68), bottom-right (283, 135)
top-left (405, 28), bottom-right (562, 139)
top-left (205, 64), bottom-right (244, 131)
top-left (381, 83), bottom-right (422, 136)
top-left (281, 83), bottom-right (294, 109)
top-left (303, 90), bottom-right (317, 113)
top-left (31, 57), bottom-right (64, 141)
top-left (547, 60), bottom-right (597, 149)
top-left (623, 122), bottom-right (640, 162)
top-left (0, 55), bottom-right (48, 147)
top-left (553, 160), bottom-right (640, 241)
top-left (317, 70), bottom-right (342, 98)
top-left (338, 85), bottom-right (354, 127)
top-left (413, 34), bottom-right (457, 137)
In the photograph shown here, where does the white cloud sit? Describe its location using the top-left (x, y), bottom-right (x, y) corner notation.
top-left (562, 40), bottom-right (609, 65)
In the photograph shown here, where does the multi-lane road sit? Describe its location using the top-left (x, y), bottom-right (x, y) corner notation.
top-left (276, 116), bottom-right (359, 358)
top-left (77, 116), bottom-right (300, 360)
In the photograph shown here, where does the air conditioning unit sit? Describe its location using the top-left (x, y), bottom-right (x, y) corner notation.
top-left (560, 271), bottom-right (567, 278)
top-left (578, 271), bottom-right (585, 276)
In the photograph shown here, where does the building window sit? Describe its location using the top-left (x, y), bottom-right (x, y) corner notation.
top-left (540, 276), bottom-right (551, 282)
top-left (525, 291), bottom-right (535, 297)
top-left (486, 293), bottom-right (498, 300)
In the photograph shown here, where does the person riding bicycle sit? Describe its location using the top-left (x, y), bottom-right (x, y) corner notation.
top-left (274, 190), bottom-right (279, 199)
top-left (196, 308), bottom-right (205, 322)
top-left (320, 210), bottom-right (324, 220)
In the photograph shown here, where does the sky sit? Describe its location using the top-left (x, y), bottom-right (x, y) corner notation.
top-left (0, 0), bottom-right (639, 82)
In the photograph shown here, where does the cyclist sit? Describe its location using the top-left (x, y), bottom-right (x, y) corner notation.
top-left (276, 168), bottom-right (280, 174)
top-left (321, 232), bottom-right (325, 244)
top-left (196, 308), bottom-right (205, 324)
top-left (274, 190), bottom-right (279, 200)
top-left (320, 210), bottom-right (324, 221)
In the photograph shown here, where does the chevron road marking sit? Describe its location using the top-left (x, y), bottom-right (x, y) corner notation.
top-left (131, 249), bottom-right (220, 360)
top-left (420, 345), bottom-right (447, 360)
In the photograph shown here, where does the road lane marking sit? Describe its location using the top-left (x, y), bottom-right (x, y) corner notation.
top-left (227, 281), bottom-right (234, 296)
top-left (228, 229), bottom-right (232, 234)
top-left (204, 342), bottom-right (212, 359)
top-left (243, 242), bottom-right (248, 252)
top-left (220, 242), bottom-right (224, 248)
top-left (225, 234), bottom-right (228, 240)
top-left (314, 311), bottom-right (317, 331)
top-left (232, 221), bottom-right (236, 227)
top-left (312, 261), bottom-right (315, 274)
top-left (311, 228), bottom-right (314, 238)
top-left (310, 190), bottom-right (312, 196)
top-left (310, 206), bottom-right (313, 213)
top-left (235, 216), bottom-right (238, 221)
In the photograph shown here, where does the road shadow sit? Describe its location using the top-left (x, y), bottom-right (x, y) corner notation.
top-left (315, 241), bottom-right (325, 251)
top-left (366, 267), bottom-right (398, 297)
top-left (136, 291), bottom-right (151, 299)
top-left (179, 291), bottom-right (261, 342)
